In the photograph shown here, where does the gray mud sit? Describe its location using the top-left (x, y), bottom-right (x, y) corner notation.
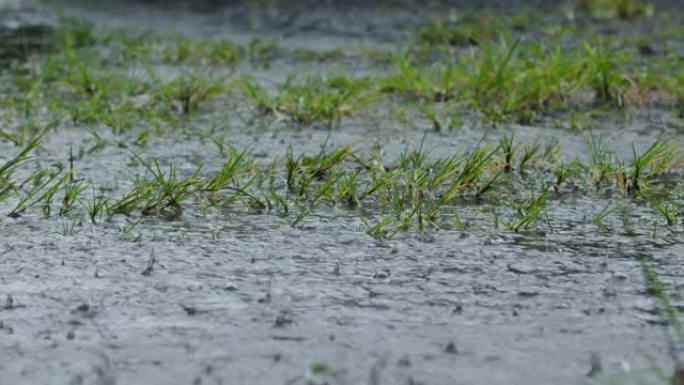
top-left (1, 1), bottom-right (684, 385)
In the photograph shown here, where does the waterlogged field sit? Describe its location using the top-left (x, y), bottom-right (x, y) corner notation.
top-left (3, 0), bottom-right (684, 384)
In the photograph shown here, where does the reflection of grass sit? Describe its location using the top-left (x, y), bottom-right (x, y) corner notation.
top-left (640, 257), bottom-right (684, 384)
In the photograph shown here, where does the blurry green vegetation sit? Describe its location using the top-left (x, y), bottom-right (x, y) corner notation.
top-left (574, 0), bottom-right (654, 19)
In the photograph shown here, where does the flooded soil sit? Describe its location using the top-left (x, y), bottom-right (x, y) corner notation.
top-left (2, 1), bottom-right (684, 385)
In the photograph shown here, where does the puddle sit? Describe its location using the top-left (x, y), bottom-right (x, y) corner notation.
top-left (1, 1), bottom-right (683, 385)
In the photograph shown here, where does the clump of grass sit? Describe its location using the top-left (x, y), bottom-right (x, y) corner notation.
top-left (286, 143), bottom-right (354, 198)
top-left (358, 140), bottom-right (501, 237)
top-left (282, 144), bottom-right (356, 226)
top-left (282, 75), bottom-right (370, 127)
top-left (587, 132), bottom-right (619, 188)
top-left (499, 135), bottom-right (516, 172)
top-left (153, 73), bottom-right (225, 115)
top-left (659, 55), bottom-right (684, 108)
top-left (552, 161), bottom-right (583, 194)
top-left (291, 170), bottom-right (342, 227)
top-left (575, 0), bottom-right (654, 19)
top-left (517, 142), bottom-right (543, 176)
top-left (10, 37), bottom-right (155, 132)
top-left (134, 156), bottom-right (203, 218)
top-left (337, 171), bottom-right (361, 208)
top-left (459, 37), bottom-right (588, 123)
top-left (405, 24), bottom-right (661, 123)
top-left (627, 141), bottom-right (684, 193)
top-left (109, 186), bottom-right (152, 216)
top-left (417, 19), bottom-right (492, 48)
top-left (239, 77), bottom-right (281, 116)
top-left (580, 38), bottom-right (634, 106)
top-left (241, 75), bottom-right (370, 128)
top-left (647, 196), bottom-right (677, 226)
top-left (82, 187), bottom-right (110, 224)
top-left (60, 152), bottom-right (89, 217)
top-left (245, 39), bottom-right (279, 66)
top-left (9, 168), bottom-right (71, 218)
top-left (101, 30), bottom-right (155, 64)
top-left (201, 147), bottom-right (255, 207)
top-left (54, 18), bottom-right (99, 49)
top-left (416, 13), bottom-right (529, 48)
top-left (380, 55), bottom-right (458, 102)
top-left (161, 37), bottom-right (242, 66)
top-left (0, 131), bottom-right (45, 185)
top-left (504, 185), bottom-right (550, 232)
top-left (461, 37), bottom-right (527, 122)
top-left (159, 37), bottom-right (277, 67)
top-left (416, 103), bottom-right (460, 132)
top-left (293, 48), bottom-right (345, 62)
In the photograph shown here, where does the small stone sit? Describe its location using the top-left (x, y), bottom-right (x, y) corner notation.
top-left (444, 341), bottom-right (458, 354)
top-left (66, 330), bottom-right (75, 340)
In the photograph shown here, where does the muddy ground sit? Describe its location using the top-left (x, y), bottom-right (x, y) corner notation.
top-left (1, 1), bottom-right (684, 384)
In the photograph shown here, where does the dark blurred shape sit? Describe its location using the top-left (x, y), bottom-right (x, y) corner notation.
top-left (0, 7), bottom-right (52, 64)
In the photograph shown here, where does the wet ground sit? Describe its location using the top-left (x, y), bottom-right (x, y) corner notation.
top-left (2, 1), bottom-right (684, 385)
